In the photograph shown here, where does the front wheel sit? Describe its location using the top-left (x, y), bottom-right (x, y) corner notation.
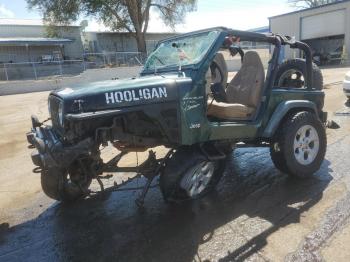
top-left (41, 160), bottom-right (92, 202)
top-left (270, 111), bottom-right (327, 178)
top-left (160, 147), bottom-right (226, 203)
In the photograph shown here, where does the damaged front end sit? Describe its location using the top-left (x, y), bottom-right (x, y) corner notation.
top-left (26, 78), bottom-right (180, 205)
top-left (27, 115), bottom-right (95, 170)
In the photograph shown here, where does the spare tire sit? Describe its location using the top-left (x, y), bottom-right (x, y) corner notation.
top-left (274, 59), bottom-right (323, 90)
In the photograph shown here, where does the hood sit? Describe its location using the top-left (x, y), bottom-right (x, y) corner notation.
top-left (51, 74), bottom-right (191, 113)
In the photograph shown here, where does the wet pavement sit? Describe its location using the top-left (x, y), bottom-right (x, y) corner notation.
top-left (0, 67), bottom-right (350, 261)
top-left (0, 129), bottom-right (349, 262)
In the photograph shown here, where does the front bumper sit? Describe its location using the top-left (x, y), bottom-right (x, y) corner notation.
top-left (27, 115), bottom-right (63, 169)
top-left (27, 115), bottom-right (93, 169)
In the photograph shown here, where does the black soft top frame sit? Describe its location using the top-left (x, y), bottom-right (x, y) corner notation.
top-left (227, 28), bottom-right (313, 89)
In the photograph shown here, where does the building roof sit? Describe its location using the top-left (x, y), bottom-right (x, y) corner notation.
top-left (0, 18), bottom-right (79, 27)
top-left (269, 0), bottom-right (350, 19)
top-left (86, 31), bottom-right (177, 35)
top-left (0, 37), bottom-right (73, 46)
top-left (248, 26), bottom-right (270, 33)
top-left (0, 18), bottom-right (43, 26)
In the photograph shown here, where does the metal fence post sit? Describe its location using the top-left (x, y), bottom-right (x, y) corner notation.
top-left (82, 54), bottom-right (86, 71)
top-left (4, 63), bottom-right (8, 81)
top-left (32, 62), bottom-right (38, 80)
top-left (59, 60), bottom-right (63, 75)
top-left (103, 54), bottom-right (106, 66)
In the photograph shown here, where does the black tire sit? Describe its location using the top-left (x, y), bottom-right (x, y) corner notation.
top-left (270, 148), bottom-right (289, 174)
top-left (274, 59), bottom-right (323, 90)
top-left (270, 111), bottom-right (327, 178)
top-left (41, 168), bottom-right (63, 201)
top-left (160, 146), bottom-right (226, 203)
top-left (41, 165), bottom-right (92, 202)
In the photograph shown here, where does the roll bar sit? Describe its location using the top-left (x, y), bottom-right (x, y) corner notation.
top-left (227, 29), bottom-right (314, 89)
top-left (278, 35), bottom-right (313, 90)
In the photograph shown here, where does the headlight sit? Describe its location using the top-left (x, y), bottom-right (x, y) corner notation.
top-left (58, 102), bottom-right (64, 126)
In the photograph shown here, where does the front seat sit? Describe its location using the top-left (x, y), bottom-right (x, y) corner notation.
top-left (207, 51), bottom-right (265, 120)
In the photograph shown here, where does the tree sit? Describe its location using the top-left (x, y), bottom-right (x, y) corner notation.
top-left (27, 0), bottom-right (197, 54)
top-left (288, 0), bottom-right (342, 8)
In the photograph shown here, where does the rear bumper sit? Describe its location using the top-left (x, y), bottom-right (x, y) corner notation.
top-left (27, 115), bottom-right (93, 169)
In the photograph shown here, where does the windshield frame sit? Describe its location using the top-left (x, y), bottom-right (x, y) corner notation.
top-left (141, 28), bottom-right (225, 74)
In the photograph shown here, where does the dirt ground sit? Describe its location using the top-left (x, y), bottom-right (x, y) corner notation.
top-left (0, 67), bottom-right (350, 261)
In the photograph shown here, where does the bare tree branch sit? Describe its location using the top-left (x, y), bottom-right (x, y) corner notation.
top-left (101, 2), bottom-right (133, 33)
top-left (142, 0), bottom-right (152, 33)
top-left (288, 0), bottom-right (342, 9)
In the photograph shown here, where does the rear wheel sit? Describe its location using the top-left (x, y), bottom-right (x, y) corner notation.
top-left (160, 147), bottom-right (226, 203)
top-left (41, 159), bottom-right (92, 202)
top-left (270, 111), bottom-right (327, 178)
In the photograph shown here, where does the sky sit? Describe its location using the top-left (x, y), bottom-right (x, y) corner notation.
top-left (0, 0), bottom-right (295, 32)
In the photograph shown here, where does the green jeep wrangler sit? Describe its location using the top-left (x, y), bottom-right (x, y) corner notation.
top-left (27, 27), bottom-right (327, 205)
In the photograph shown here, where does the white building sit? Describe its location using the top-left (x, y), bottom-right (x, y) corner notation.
top-left (0, 19), bottom-right (84, 63)
top-left (83, 32), bottom-right (178, 54)
top-left (269, 0), bottom-right (350, 64)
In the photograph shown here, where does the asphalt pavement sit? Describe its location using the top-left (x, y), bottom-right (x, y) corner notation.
top-left (0, 67), bottom-right (349, 261)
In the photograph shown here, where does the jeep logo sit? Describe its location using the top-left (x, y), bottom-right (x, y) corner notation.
top-left (105, 87), bottom-right (168, 104)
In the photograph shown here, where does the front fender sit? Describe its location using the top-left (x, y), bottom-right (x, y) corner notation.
top-left (262, 100), bottom-right (318, 138)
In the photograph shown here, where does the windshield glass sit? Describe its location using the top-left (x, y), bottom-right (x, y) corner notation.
top-left (144, 30), bottom-right (220, 71)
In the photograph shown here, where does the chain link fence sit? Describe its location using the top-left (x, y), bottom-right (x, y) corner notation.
top-left (0, 60), bottom-right (85, 81)
top-left (83, 52), bottom-right (145, 69)
top-left (0, 52), bottom-right (145, 81)
top-left (223, 45), bottom-right (271, 72)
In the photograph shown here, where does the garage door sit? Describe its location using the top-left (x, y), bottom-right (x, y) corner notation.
top-left (301, 9), bottom-right (345, 40)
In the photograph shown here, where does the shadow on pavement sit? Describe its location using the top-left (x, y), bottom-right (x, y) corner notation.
top-left (0, 223), bottom-right (10, 246)
top-left (0, 148), bottom-right (333, 262)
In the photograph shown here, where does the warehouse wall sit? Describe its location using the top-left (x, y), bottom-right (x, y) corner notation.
top-left (55, 26), bottom-right (84, 59)
top-left (269, 1), bottom-right (350, 61)
top-left (0, 24), bottom-right (84, 61)
top-left (0, 46), bottom-right (62, 63)
top-left (84, 32), bottom-right (178, 53)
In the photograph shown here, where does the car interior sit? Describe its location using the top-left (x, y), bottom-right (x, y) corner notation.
top-left (206, 48), bottom-right (266, 121)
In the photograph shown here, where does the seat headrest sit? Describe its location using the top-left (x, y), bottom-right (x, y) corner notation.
top-left (241, 51), bottom-right (263, 67)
